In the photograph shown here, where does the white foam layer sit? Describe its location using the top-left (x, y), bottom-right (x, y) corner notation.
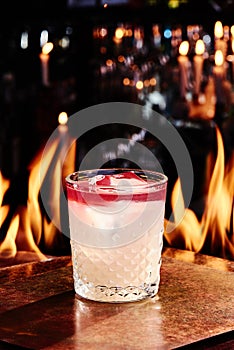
top-left (68, 199), bottom-right (165, 248)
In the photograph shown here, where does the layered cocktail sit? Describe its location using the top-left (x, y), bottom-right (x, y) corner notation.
top-left (65, 168), bottom-right (167, 302)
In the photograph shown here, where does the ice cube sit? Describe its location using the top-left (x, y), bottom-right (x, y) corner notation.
top-left (94, 171), bottom-right (146, 188)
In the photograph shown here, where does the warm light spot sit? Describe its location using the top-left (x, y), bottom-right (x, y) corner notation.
top-left (215, 50), bottom-right (224, 66)
top-left (150, 77), bottom-right (157, 86)
top-left (207, 108), bottom-right (215, 118)
top-left (168, 0), bottom-right (179, 9)
top-left (179, 41), bottom-right (189, 56)
top-left (58, 112), bottom-right (68, 125)
top-left (136, 80), bottom-right (144, 90)
top-left (103, 3), bottom-right (108, 8)
top-left (144, 79), bottom-right (150, 87)
top-left (231, 25), bottom-right (234, 38)
top-left (152, 24), bottom-right (160, 36)
top-left (211, 95), bottom-right (216, 105)
top-left (195, 39), bottom-right (205, 55)
top-left (100, 28), bottom-right (108, 38)
top-left (223, 25), bottom-right (229, 40)
top-left (232, 40), bottom-right (234, 54)
top-left (175, 28), bottom-right (182, 37)
top-left (192, 32), bottom-right (199, 41)
top-left (134, 28), bottom-right (143, 40)
top-left (106, 59), bottom-right (113, 67)
top-left (123, 78), bottom-right (130, 86)
top-left (118, 55), bottom-right (125, 63)
top-left (100, 46), bottom-right (107, 54)
top-left (226, 55), bottom-right (234, 63)
top-left (42, 42), bottom-right (53, 55)
top-left (59, 36), bottom-right (70, 49)
top-left (126, 29), bottom-right (133, 37)
top-left (214, 21), bottom-right (223, 39)
top-left (187, 25), bottom-right (193, 34)
top-left (198, 94), bottom-right (206, 105)
top-left (115, 28), bottom-right (124, 40)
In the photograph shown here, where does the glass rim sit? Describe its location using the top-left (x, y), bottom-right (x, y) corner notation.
top-left (65, 168), bottom-right (168, 191)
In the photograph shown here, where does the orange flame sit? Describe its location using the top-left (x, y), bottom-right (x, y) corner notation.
top-left (0, 172), bottom-right (19, 258)
top-left (165, 126), bottom-right (234, 259)
top-left (0, 172), bottom-right (10, 227)
top-left (0, 125), bottom-right (76, 263)
top-left (1, 120), bottom-right (233, 263)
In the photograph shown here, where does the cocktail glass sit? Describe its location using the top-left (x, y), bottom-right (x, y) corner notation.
top-left (65, 168), bottom-right (167, 303)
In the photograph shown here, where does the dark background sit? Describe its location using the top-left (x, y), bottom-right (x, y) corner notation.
top-left (0, 0), bottom-right (233, 176)
top-left (0, 0), bottom-right (233, 188)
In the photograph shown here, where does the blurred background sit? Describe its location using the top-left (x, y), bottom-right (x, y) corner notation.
top-left (0, 0), bottom-right (233, 175)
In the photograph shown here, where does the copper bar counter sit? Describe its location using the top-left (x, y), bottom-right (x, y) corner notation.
top-left (0, 248), bottom-right (233, 349)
